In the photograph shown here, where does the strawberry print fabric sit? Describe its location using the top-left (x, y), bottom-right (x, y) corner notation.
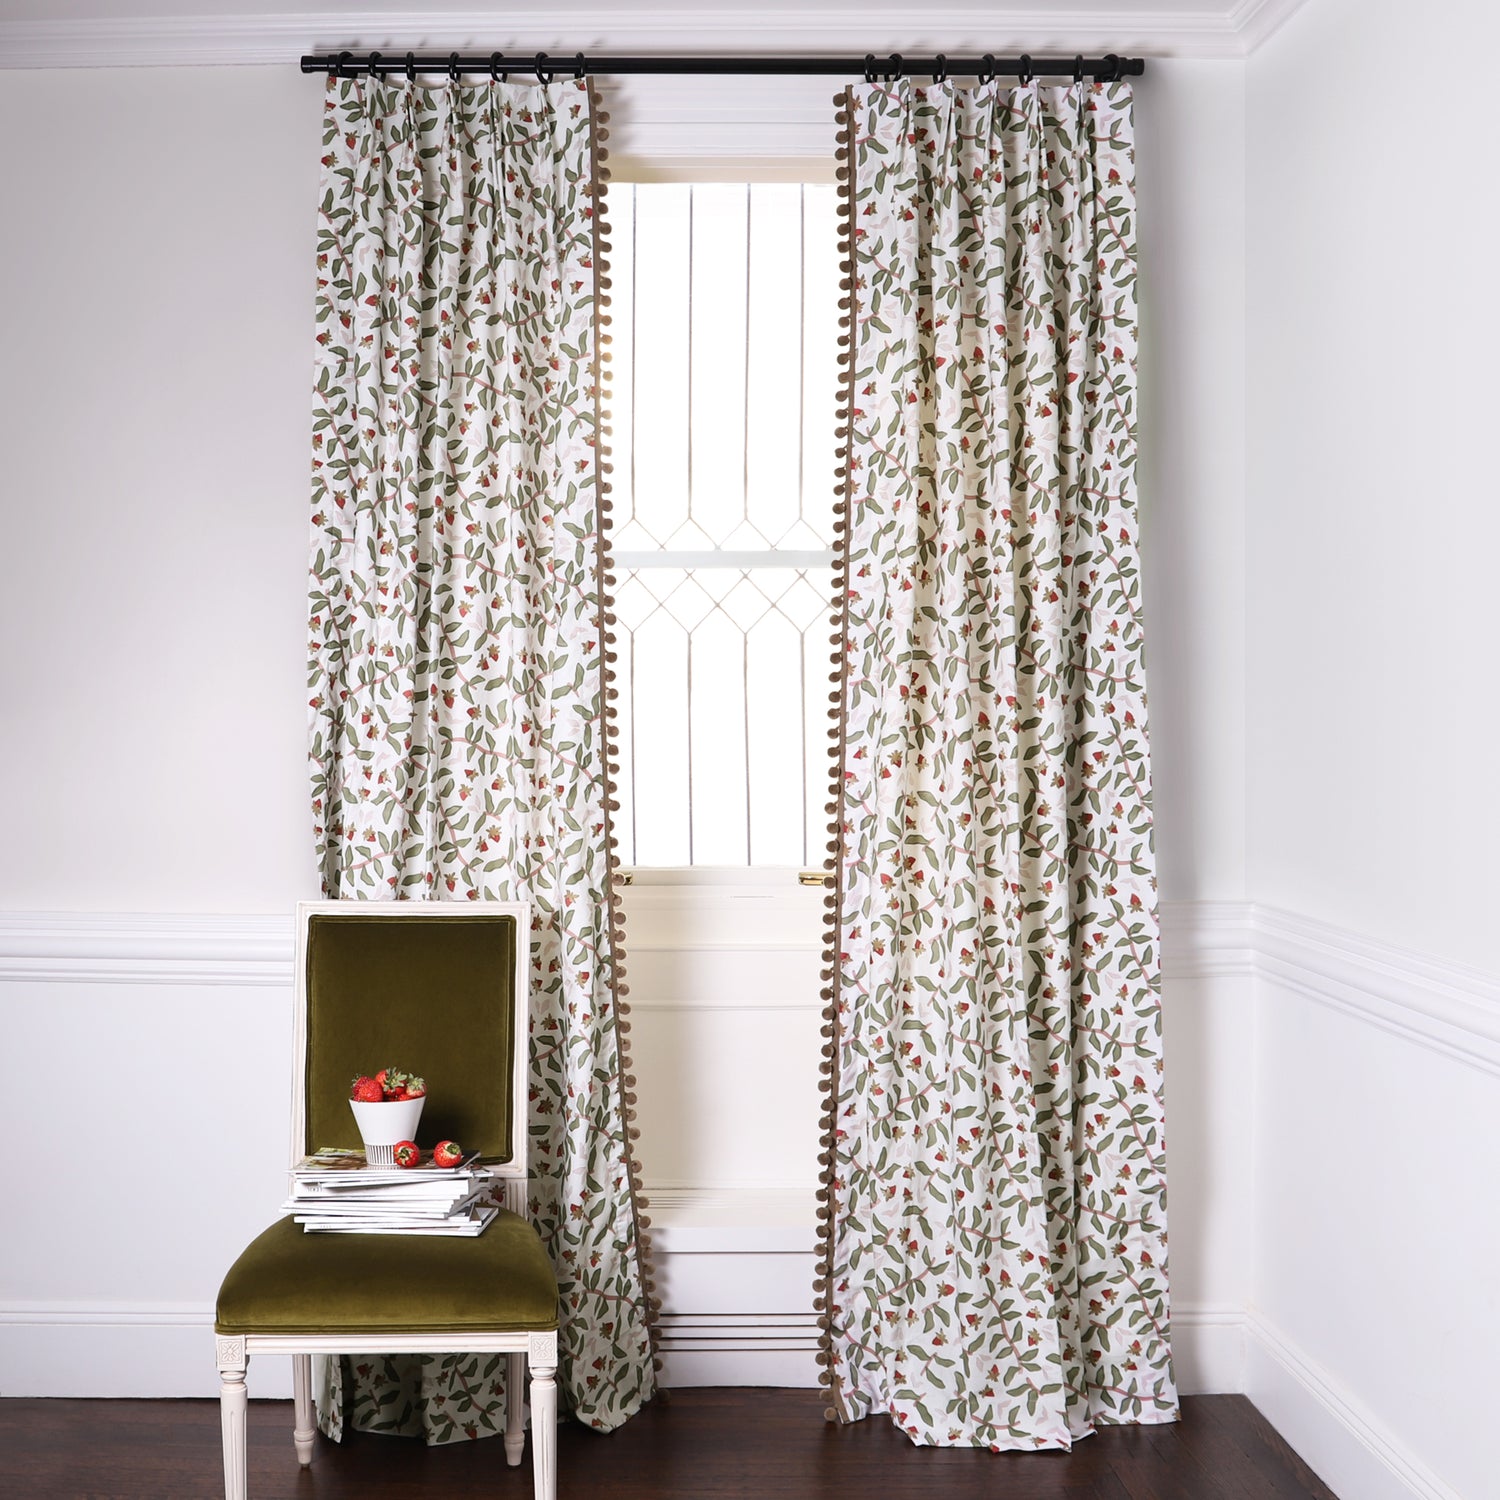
top-left (307, 74), bottom-right (654, 1443)
top-left (818, 78), bottom-right (1177, 1449)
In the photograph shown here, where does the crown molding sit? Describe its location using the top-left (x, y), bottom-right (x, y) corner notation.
top-left (0, 6), bottom-right (1312, 71)
top-left (1229, 0), bottom-right (1313, 53)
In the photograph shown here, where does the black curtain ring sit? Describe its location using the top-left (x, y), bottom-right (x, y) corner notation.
top-left (863, 53), bottom-right (877, 84)
top-left (367, 51), bottom-right (381, 79)
top-left (979, 53), bottom-right (996, 85)
top-left (1073, 54), bottom-right (1084, 84)
top-left (1019, 54), bottom-right (1034, 85)
top-left (573, 52), bottom-right (585, 80)
top-left (933, 53), bottom-right (948, 84)
top-left (1103, 53), bottom-right (1120, 82)
top-left (448, 52), bottom-right (460, 82)
top-left (885, 52), bottom-right (903, 81)
top-left (535, 52), bottom-right (553, 84)
top-left (490, 52), bottom-right (507, 82)
top-left (405, 51), bottom-right (416, 82)
top-left (333, 50), bottom-right (351, 79)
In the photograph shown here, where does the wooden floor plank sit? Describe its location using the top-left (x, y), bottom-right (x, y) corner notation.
top-left (0, 1390), bottom-right (1341, 1499)
top-left (1105, 1417), bottom-right (1234, 1500)
top-left (1195, 1392), bottom-right (1341, 1499)
top-left (1167, 1394), bottom-right (1292, 1500)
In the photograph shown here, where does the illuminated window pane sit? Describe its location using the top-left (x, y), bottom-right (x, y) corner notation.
top-left (606, 183), bottom-right (838, 866)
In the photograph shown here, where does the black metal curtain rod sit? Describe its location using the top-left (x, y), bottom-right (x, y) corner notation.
top-left (300, 51), bottom-right (1145, 84)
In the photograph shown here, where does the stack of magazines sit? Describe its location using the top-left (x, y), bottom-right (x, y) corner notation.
top-left (282, 1149), bottom-right (500, 1236)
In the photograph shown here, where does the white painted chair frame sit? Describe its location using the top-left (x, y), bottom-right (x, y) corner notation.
top-left (215, 899), bottom-right (557, 1500)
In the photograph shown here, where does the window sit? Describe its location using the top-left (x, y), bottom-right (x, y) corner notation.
top-left (604, 182), bottom-right (840, 867)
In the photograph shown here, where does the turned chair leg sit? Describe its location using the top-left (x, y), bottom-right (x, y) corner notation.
top-left (216, 1336), bottom-right (248, 1500)
top-left (504, 1351), bottom-right (526, 1467)
top-left (292, 1353), bottom-right (316, 1466)
top-left (530, 1356), bottom-right (557, 1500)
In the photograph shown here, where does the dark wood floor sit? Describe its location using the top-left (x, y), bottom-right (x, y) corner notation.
top-left (2, 1389), bottom-right (1338, 1499)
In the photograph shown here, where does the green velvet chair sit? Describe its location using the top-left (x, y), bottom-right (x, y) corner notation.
top-left (214, 901), bottom-right (558, 1500)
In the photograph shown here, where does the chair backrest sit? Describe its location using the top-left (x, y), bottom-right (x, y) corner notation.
top-left (289, 901), bottom-right (530, 1185)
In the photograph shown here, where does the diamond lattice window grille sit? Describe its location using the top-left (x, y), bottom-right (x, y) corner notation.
top-left (605, 182), bottom-right (840, 866)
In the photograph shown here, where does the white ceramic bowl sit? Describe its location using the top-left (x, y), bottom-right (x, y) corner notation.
top-left (349, 1096), bottom-right (425, 1164)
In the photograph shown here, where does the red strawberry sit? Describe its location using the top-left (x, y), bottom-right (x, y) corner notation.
top-left (392, 1141), bottom-right (421, 1168)
top-left (378, 1068), bottom-right (426, 1104)
top-left (433, 1140), bottom-right (462, 1168)
top-left (379, 1067), bottom-right (426, 1100)
top-left (350, 1076), bottom-right (383, 1103)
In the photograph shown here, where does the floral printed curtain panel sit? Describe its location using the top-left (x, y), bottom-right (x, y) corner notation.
top-left (816, 79), bottom-right (1177, 1449)
top-left (307, 75), bottom-right (656, 1442)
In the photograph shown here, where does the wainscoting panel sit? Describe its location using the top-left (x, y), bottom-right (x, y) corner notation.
top-left (3, 894), bottom-right (1494, 1500)
top-left (1247, 941), bottom-right (1496, 1500)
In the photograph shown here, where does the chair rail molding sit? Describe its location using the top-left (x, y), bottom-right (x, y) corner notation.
top-left (1250, 903), bottom-right (1500, 1078)
top-left (3, 901), bottom-right (1497, 1070)
top-left (1160, 898), bottom-right (1255, 979)
top-left (0, 3), bottom-right (1311, 71)
top-left (0, 910), bottom-right (292, 987)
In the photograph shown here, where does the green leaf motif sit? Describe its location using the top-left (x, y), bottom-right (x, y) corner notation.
top-left (308, 74), bottom-right (654, 1447)
top-left (822, 77), bottom-right (1177, 1452)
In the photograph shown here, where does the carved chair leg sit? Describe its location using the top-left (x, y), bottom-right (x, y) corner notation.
top-left (529, 1349), bottom-right (557, 1500)
top-left (504, 1351), bottom-right (526, 1467)
top-left (216, 1336), bottom-right (248, 1500)
top-left (292, 1353), bottom-right (316, 1466)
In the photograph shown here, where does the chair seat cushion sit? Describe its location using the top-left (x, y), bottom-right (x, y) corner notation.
top-left (215, 1210), bottom-right (557, 1337)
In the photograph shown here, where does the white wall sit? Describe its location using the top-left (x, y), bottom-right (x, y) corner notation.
top-left (1137, 60), bottom-right (1247, 907)
top-left (1246, 2), bottom-right (1500, 1497)
top-left (0, 59), bottom-right (1250, 919)
top-left (0, 67), bottom-right (321, 914)
top-left (1134, 59), bottom-right (1255, 1369)
top-left (0, 24), bottom-right (1483, 1496)
top-left (1246, 0), bottom-right (1500, 965)
top-left (0, 60), bottom-right (1253, 1399)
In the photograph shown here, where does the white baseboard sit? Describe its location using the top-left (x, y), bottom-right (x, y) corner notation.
top-left (0, 1259), bottom-right (1463, 1500)
top-left (656, 1313), bottom-right (821, 1387)
top-left (1170, 1304), bottom-right (1245, 1395)
top-left (0, 1294), bottom-right (1248, 1400)
top-left (1244, 1312), bottom-right (1461, 1500)
top-left (4, 1296), bottom-right (1452, 1500)
top-left (0, 1303), bottom-right (288, 1400)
